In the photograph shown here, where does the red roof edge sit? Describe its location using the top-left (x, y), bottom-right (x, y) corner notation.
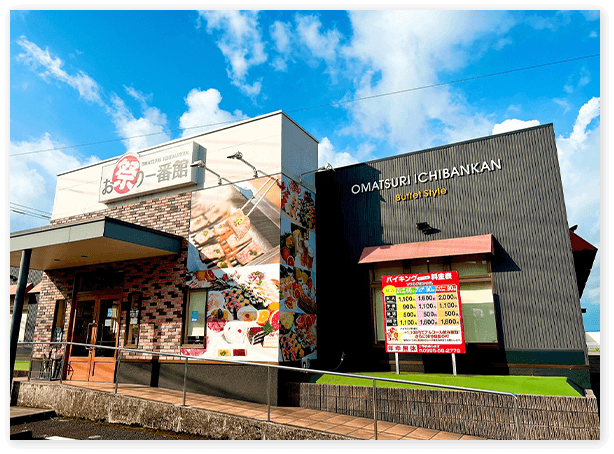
top-left (570, 230), bottom-right (598, 252)
top-left (358, 234), bottom-right (495, 264)
top-left (9, 282), bottom-right (34, 296)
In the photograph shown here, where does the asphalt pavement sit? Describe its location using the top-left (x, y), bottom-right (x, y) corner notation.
top-left (10, 415), bottom-right (213, 440)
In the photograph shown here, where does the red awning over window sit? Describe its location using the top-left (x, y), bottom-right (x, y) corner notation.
top-left (358, 234), bottom-right (495, 264)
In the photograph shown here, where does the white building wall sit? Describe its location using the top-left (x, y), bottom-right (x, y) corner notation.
top-left (52, 111), bottom-right (318, 221)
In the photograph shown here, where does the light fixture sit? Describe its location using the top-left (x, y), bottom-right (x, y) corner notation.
top-left (227, 151), bottom-right (259, 178)
top-left (299, 163), bottom-right (334, 183)
top-left (190, 160), bottom-right (223, 185)
top-left (416, 222), bottom-right (435, 235)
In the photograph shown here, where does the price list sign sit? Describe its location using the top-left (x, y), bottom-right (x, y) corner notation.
top-left (381, 271), bottom-right (465, 354)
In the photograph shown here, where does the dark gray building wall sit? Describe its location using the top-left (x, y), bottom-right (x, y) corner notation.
top-left (315, 125), bottom-right (587, 376)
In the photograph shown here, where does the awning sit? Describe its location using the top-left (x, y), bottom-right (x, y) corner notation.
top-left (9, 283), bottom-right (33, 296)
top-left (10, 217), bottom-right (184, 271)
top-left (570, 230), bottom-right (598, 298)
top-left (358, 234), bottom-right (495, 264)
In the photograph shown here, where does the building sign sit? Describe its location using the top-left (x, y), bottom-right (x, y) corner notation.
top-left (350, 158), bottom-right (502, 195)
top-left (381, 271), bottom-right (465, 354)
top-left (99, 142), bottom-right (200, 202)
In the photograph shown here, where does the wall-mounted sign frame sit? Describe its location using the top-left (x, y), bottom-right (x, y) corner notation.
top-left (99, 142), bottom-right (202, 203)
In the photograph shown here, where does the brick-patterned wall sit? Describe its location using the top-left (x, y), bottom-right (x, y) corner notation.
top-left (287, 383), bottom-right (600, 440)
top-left (49, 192), bottom-right (190, 236)
top-left (33, 192), bottom-right (191, 359)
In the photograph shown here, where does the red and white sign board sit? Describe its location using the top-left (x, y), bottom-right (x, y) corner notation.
top-left (381, 271), bottom-right (465, 354)
top-left (99, 142), bottom-right (200, 202)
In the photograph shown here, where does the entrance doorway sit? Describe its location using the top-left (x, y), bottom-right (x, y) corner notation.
top-left (66, 293), bottom-right (122, 382)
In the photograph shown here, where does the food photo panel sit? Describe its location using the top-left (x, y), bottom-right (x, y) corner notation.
top-left (189, 175), bottom-right (282, 270)
top-left (183, 264), bottom-right (280, 362)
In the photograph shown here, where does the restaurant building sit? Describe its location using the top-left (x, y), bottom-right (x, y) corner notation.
top-left (10, 113), bottom-right (595, 402)
top-left (314, 123), bottom-right (595, 389)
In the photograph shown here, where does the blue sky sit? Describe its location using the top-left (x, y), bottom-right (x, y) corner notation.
top-left (8, 9), bottom-right (601, 332)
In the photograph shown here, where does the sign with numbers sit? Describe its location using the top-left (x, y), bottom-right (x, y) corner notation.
top-left (381, 271), bottom-right (465, 354)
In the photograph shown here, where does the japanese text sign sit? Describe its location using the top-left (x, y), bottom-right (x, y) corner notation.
top-left (381, 271), bottom-right (466, 354)
top-left (99, 142), bottom-right (200, 202)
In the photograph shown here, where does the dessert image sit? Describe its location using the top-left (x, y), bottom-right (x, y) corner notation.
top-left (184, 265), bottom-right (282, 362)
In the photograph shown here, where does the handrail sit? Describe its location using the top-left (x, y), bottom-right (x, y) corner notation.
top-left (18, 341), bottom-right (523, 440)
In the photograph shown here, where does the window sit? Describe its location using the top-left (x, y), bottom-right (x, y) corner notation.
top-left (372, 287), bottom-right (385, 342)
top-left (451, 256), bottom-right (489, 278)
top-left (124, 292), bottom-right (142, 347)
top-left (51, 299), bottom-right (66, 342)
top-left (373, 261), bottom-right (404, 282)
top-left (410, 258), bottom-right (444, 274)
top-left (183, 291), bottom-right (208, 346)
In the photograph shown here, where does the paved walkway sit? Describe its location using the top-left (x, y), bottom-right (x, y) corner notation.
top-left (58, 381), bottom-right (484, 440)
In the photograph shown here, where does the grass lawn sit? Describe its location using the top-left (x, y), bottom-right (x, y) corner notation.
top-left (14, 361), bottom-right (30, 371)
top-left (313, 371), bottom-right (584, 397)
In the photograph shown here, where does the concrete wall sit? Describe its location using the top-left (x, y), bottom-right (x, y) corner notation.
top-left (12, 381), bottom-right (350, 440)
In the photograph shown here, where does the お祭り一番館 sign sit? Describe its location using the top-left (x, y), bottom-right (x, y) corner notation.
top-left (99, 142), bottom-right (201, 202)
top-left (382, 271), bottom-right (465, 354)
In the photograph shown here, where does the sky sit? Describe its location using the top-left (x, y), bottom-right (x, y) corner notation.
top-left (7, 8), bottom-right (602, 332)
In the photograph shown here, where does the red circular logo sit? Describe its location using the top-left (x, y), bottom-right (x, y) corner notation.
top-left (112, 154), bottom-right (141, 194)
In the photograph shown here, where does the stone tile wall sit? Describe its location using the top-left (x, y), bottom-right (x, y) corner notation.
top-left (288, 383), bottom-right (600, 440)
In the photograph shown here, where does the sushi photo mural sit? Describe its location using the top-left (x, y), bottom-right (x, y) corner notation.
top-left (278, 175), bottom-right (317, 363)
top-left (184, 173), bottom-right (316, 363)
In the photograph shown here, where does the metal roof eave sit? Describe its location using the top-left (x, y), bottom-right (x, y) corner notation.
top-left (10, 217), bottom-right (184, 271)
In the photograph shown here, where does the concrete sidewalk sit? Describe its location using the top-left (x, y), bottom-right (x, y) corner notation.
top-left (10, 406), bottom-right (56, 426)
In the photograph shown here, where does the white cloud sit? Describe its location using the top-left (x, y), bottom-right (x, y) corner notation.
top-left (16, 36), bottom-right (170, 155)
top-left (198, 11), bottom-right (267, 98)
top-left (556, 98), bottom-right (600, 235)
top-left (16, 36), bottom-right (103, 105)
top-left (338, 11), bottom-right (515, 154)
top-left (318, 137), bottom-right (358, 168)
top-left (295, 14), bottom-right (342, 64)
top-left (109, 91), bottom-right (170, 153)
top-left (270, 21), bottom-right (293, 71)
top-left (491, 119), bottom-right (541, 135)
top-left (179, 88), bottom-right (247, 137)
top-left (524, 11), bottom-right (573, 32)
top-left (10, 133), bottom-right (99, 231)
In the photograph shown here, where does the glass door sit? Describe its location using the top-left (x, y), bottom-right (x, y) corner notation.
top-left (66, 297), bottom-right (97, 381)
top-left (89, 297), bottom-right (121, 382)
top-left (66, 294), bottom-right (122, 382)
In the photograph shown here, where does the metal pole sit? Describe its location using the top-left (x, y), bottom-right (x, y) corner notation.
top-left (395, 353), bottom-right (400, 375)
top-left (372, 378), bottom-right (378, 440)
top-left (267, 366), bottom-right (271, 422)
top-left (114, 351), bottom-right (122, 394)
top-left (27, 344), bottom-right (33, 382)
top-left (58, 345), bottom-right (65, 385)
top-left (10, 249), bottom-right (32, 391)
top-left (452, 354), bottom-right (457, 377)
top-left (182, 357), bottom-right (188, 406)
